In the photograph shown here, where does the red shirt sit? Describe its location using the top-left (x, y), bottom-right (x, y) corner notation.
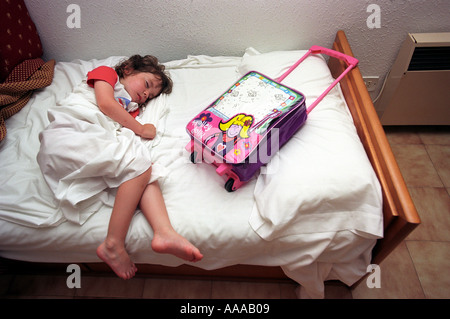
top-left (86, 66), bottom-right (140, 118)
top-left (87, 66), bottom-right (117, 88)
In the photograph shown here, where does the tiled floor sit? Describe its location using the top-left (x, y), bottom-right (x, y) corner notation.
top-left (0, 265), bottom-right (355, 299)
top-left (0, 269), bottom-right (355, 299)
top-left (352, 125), bottom-right (450, 299)
top-left (0, 126), bottom-right (449, 299)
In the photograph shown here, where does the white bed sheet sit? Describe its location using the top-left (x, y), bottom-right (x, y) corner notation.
top-left (0, 50), bottom-right (382, 298)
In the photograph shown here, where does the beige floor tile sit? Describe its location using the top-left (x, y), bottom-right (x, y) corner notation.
top-left (74, 275), bottom-right (145, 298)
top-left (384, 126), bottom-right (422, 145)
top-left (407, 187), bottom-right (450, 241)
top-left (418, 126), bottom-right (450, 145)
top-left (143, 278), bottom-right (212, 299)
top-left (0, 274), bottom-right (14, 296)
top-left (324, 282), bottom-right (352, 299)
top-left (351, 242), bottom-right (425, 299)
top-left (279, 282), bottom-right (298, 299)
top-left (7, 274), bottom-right (75, 298)
top-left (211, 280), bottom-right (281, 299)
top-left (426, 145), bottom-right (450, 187)
top-left (390, 144), bottom-right (443, 187)
top-left (407, 241), bottom-right (450, 299)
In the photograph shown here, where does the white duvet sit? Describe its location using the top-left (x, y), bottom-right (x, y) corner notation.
top-left (0, 50), bottom-right (383, 298)
top-left (36, 79), bottom-right (166, 225)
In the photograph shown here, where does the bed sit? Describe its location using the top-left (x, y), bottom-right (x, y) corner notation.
top-left (0, 30), bottom-right (420, 298)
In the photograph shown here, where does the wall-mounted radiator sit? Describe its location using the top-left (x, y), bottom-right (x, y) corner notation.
top-left (376, 32), bottom-right (450, 125)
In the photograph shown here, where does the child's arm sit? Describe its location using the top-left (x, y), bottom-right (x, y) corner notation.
top-left (93, 80), bottom-right (156, 139)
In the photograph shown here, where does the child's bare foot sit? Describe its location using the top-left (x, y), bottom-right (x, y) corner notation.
top-left (151, 229), bottom-right (203, 262)
top-left (96, 239), bottom-right (137, 280)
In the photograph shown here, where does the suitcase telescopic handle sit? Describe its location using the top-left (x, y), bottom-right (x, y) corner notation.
top-left (310, 45), bottom-right (359, 68)
top-left (276, 45), bottom-right (359, 114)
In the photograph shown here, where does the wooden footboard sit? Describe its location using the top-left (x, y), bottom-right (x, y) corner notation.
top-left (328, 30), bottom-right (421, 265)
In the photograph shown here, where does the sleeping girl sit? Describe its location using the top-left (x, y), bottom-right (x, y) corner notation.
top-left (37, 55), bottom-right (203, 279)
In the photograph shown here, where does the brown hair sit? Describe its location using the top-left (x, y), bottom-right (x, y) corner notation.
top-left (115, 55), bottom-right (173, 95)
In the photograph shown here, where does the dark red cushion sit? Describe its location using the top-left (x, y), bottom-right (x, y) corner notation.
top-left (0, 0), bottom-right (43, 82)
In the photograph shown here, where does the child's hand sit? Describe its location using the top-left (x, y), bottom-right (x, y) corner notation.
top-left (139, 123), bottom-right (156, 139)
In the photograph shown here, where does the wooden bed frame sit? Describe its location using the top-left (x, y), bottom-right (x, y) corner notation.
top-left (329, 30), bottom-right (420, 266)
top-left (1, 30), bottom-right (420, 286)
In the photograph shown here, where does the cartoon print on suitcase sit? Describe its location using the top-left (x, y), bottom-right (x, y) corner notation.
top-left (186, 71), bottom-right (305, 165)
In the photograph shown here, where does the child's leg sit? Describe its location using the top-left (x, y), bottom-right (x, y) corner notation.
top-left (139, 181), bottom-right (203, 262)
top-left (96, 167), bottom-right (152, 279)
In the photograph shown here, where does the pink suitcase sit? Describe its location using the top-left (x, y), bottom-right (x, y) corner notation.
top-left (185, 46), bottom-right (358, 191)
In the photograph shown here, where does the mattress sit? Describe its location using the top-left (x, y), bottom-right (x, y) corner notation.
top-left (0, 49), bottom-right (383, 298)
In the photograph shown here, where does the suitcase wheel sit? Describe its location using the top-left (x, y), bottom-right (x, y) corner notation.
top-left (190, 151), bottom-right (198, 164)
top-left (225, 178), bottom-right (235, 192)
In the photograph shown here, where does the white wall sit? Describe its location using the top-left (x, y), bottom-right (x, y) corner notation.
top-left (24, 0), bottom-right (450, 99)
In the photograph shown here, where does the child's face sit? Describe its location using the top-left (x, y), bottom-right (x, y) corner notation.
top-left (227, 124), bottom-right (241, 138)
top-left (120, 72), bottom-right (162, 104)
